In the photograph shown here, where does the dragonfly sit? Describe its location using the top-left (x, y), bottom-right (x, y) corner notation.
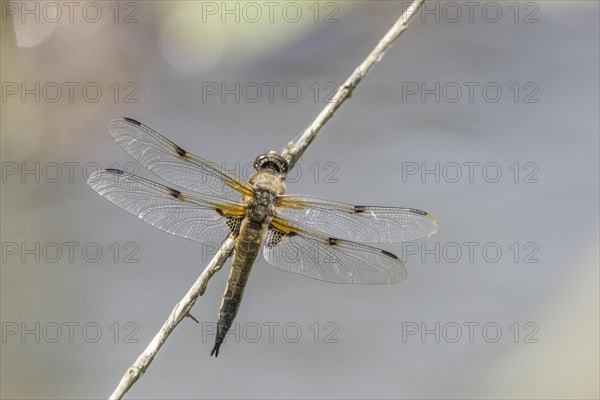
top-left (87, 118), bottom-right (438, 357)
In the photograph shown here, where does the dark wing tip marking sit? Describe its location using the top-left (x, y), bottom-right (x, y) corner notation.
top-left (328, 237), bottom-right (339, 246)
top-left (407, 208), bottom-right (439, 225)
top-left (168, 188), bottom-right (182, 199)
top-left (104, 168), bottom-right (125, 174)
top-left (381, 249), bottom-right (399, 259)
top-left (353, 205), bottom-right (367, 213)
top-left (122, 117), bottom-right (142, 126)
top-left (174, 144), bottom-right (187, 158)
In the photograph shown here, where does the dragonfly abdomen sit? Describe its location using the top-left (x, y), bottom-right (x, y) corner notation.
top-left (211, 219), bottom-right (267, 357)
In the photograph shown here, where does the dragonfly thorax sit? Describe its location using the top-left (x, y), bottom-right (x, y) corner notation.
top-left (246, 188), bottom-right (275, 223)
top-left (249, 168), bottom-right (286, 197)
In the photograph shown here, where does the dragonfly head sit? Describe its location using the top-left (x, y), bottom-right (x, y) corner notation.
top-left (254, 151), bottom-right (288, 176)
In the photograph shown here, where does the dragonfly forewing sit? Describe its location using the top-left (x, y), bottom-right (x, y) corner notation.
top-left (87, 169), bottom-right (244, 245)
top-left (275, 195), bottom-right (438, 243)
top-left (107, 118), bottom-right (254, 201)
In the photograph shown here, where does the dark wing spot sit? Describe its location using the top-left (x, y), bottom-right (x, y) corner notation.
top-left (225, 216), bottom-right (242, 236)
top-left (105, 168), bottom-right (124, 174)
top-left (122, 117), bottom-right (142, 126)
top-left (174, 144), bottom-right (187, 158)
top-left (266, 226), bottom-right (288, 248)
top-left (410, 208), bottom-right (427, 216)
top-left (287, 231), bottom-right (297, 237)
top-left (381, 249), bottom-right (399, 259)
top-left (216, 209), bottom-right (242, 236)
top-left (328, 237), bottom-right (338, 246)
top-left (353, 205), bottom-right (367, 213)
top-left (169, 188), bottom-right (182, 199)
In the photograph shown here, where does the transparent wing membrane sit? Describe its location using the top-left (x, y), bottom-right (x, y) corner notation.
top-left (107, 118), bottom-right (254, 201)
top-left (275, 195), bottom-right (438, 243)
top-left (263, 217), bottom-right (406, 284)
top-left (87, 169), bottom-right (244, 245)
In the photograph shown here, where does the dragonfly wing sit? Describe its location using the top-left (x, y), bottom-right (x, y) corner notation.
top-left (275, 195), bottom-right (438, 243)
top-left (107, 118), bottom-right (253, 202)
top-left (263, 216), bottom-right (406, 284)
top-left (87, 169), bottom-right (245, 245)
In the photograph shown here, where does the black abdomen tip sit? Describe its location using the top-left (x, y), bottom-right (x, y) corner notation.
top-left (210, 343), bottom-right (221, 357)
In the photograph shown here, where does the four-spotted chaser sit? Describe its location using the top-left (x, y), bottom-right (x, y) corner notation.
top-left (87, 118), bottom-right (438, 356)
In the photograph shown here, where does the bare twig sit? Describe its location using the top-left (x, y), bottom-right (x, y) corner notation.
top-left (109, 1), bottom-right (425, 398)
top-left (109, 237), bottom-right (235, 400)
top-left (282, 0), bottom-right (425, 167)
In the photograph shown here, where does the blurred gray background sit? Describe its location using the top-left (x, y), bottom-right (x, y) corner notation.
top-left (1, 1), bottom-right (598, 399)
